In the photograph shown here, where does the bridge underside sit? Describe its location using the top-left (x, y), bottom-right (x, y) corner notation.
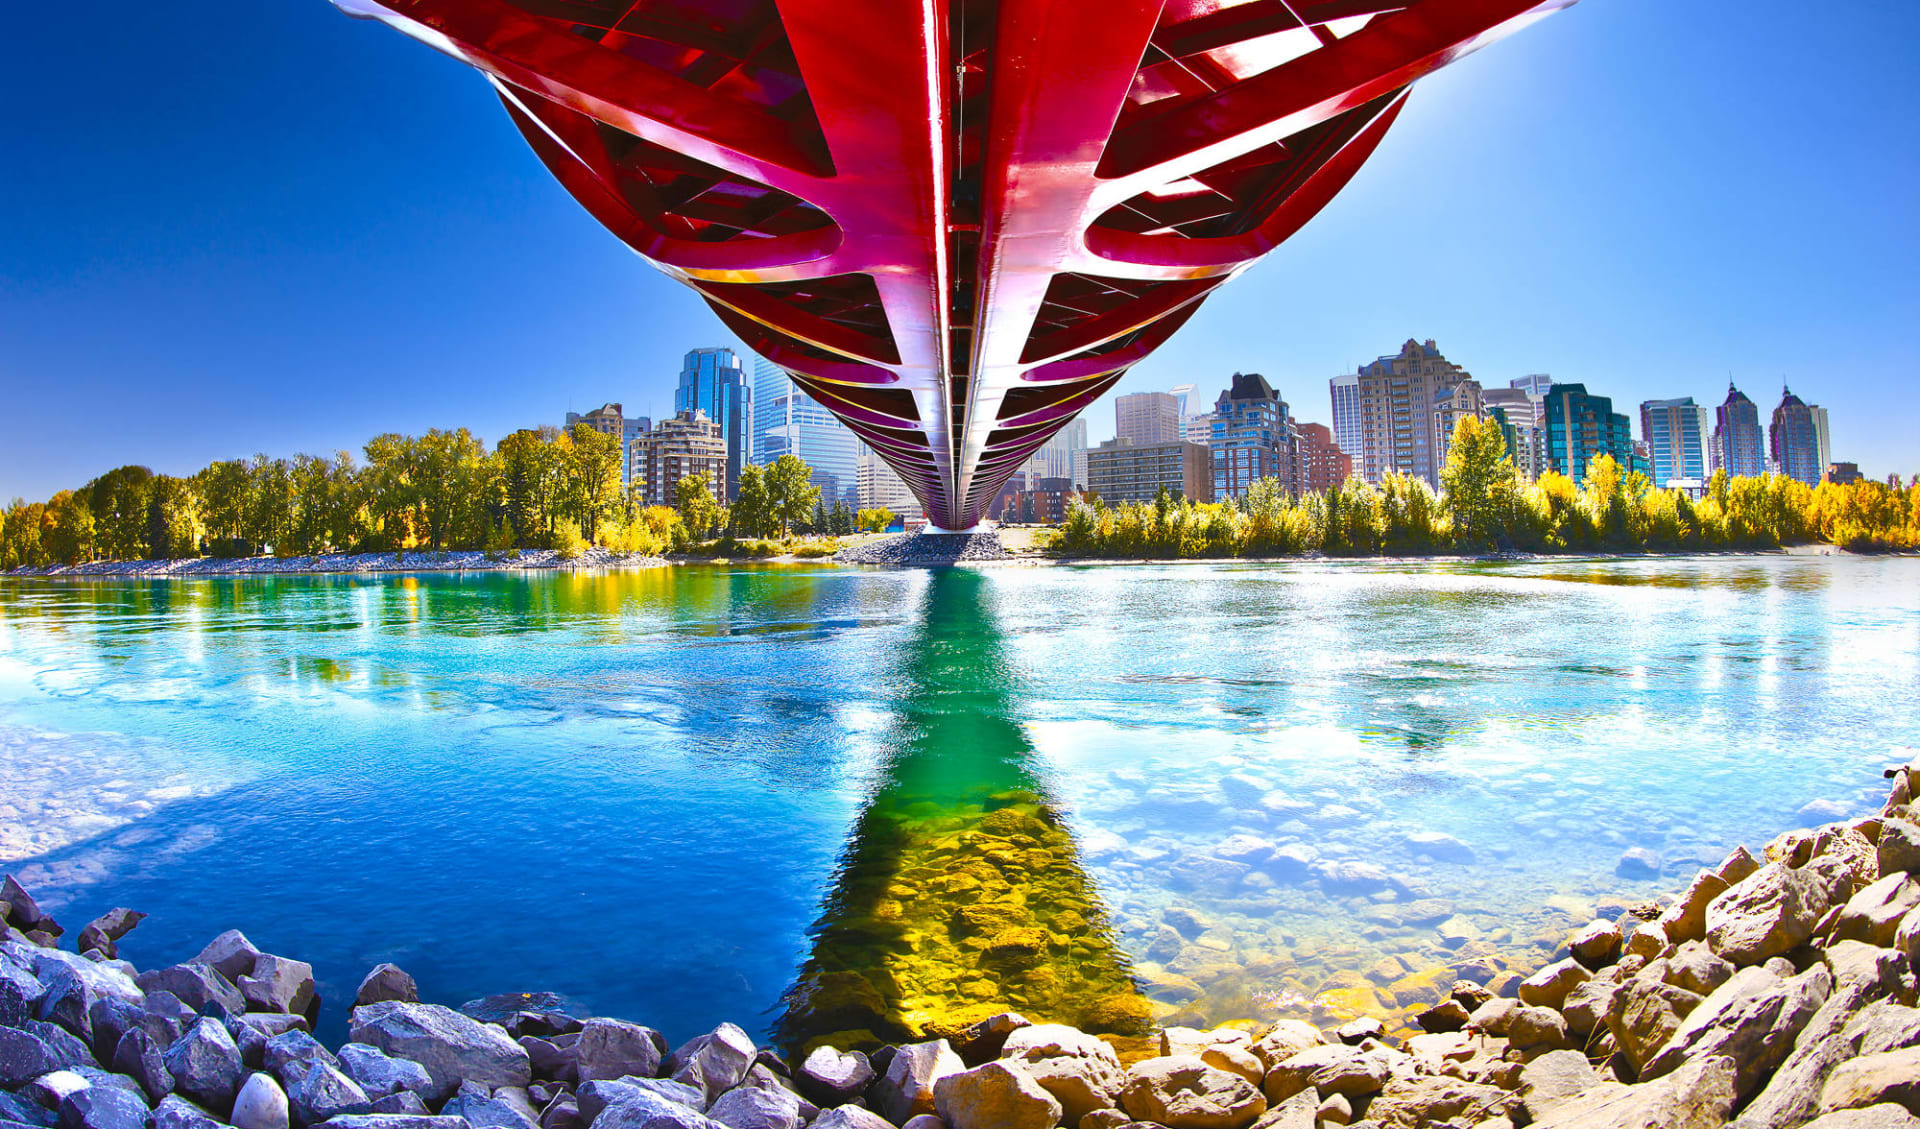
top-left (338, 0), bottom-right (1570, 529)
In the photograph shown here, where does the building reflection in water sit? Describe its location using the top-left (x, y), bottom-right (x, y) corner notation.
top-left (776, 568), bottom-right (1148, 1053)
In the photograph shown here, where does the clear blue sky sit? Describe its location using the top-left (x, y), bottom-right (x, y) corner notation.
top-left (3, 0), bottom-right (1916, 501)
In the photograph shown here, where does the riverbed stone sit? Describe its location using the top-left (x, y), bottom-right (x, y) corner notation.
top-left (75, 911), bottom-right (144, 962)
top-left (1362, 1075), bottom-right (1513, 1129)
top-left (148, 1095), bottom-right (223, 1129)
top-left (1518, 958), bottom-right (1591, 1010)
top-left (1668, 940), bottom-right (1737, 997)
top-left (1569, 918), bottom-right (1624, 968)
top-left (706, 1083), bottom-right (802, 1129)
top-left (349, 1002), bottom-right (530, 1102)
top-left (808, 1108), bottom-right (893, 1129)
top-left (1617, 848), bottom-right (1663, 880)
top-left (1529, 1054), bottom-right (1737, 1129)
top-left (1605, 971), bottom-right (1704, 1072)
top-left (1661, 872), bottom-right (1733, 946)
top-left (338, 1044), bottom-right (434, 1102)
top-left (872, 1040), bottom-right (963, 1125)
top-left (166, 1017), bottom-right (244, 1112)
top-left (370, 1092), bottom-right (431, 1117)
top-left (1878, 820), bottom-right (1920, 875)
top-left (192, 933), bottom-right (262, 984)
top-left (1642, 964), bottom-right (1831, 1098)
top-left (1835, 874), bottom-right (1920, 948)
top-left (1121, 1055), bottom-right (1265, 1129)
top-left (931, 1061), bottom-right (1058, 1129)
top-left (577, 1020), bottom-right (665, 1086)
top-left (138, 966), bottom-right (244, 1017)
top-left (351, 967), bottom-right (418, 1011)
top-left (1515, 1049), bottom-right (1597, 1123)
top-left (1733, 996), bottom-right (1920, 1129)
top-left (233, 1073), bottom-right (291, 1129)
top-left (1020, 1050), bottom-right (1122, 1125)
top-left (592, 1090), bottom-right (720, 1129)
top-left (288, 1063), bottom-right (374, 1128)
top-left (664, 1024), bottom-right (754, 1104)
top-left (317, 1118), bottom-right (474, 1129)
top-left (267, 1031), bottom-right (340, 1087)
top-left (795, 1046), bottom-right (870, 1106)
top-left (110, 1028), bottom-right (173, 1103)
top-left (241, 956), bottom-right (316, 1018)
top-left (442, 1081), bottom-right (536, 1129)
top-left (1707, 861), bottom-right (1834, 966)
top-left (56, 1083), bottom-right (148, 1129)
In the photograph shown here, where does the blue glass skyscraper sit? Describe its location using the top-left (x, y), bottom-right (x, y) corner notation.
top-left (674, 347), bottom-right (752, 494)
top-left (751, 357), bottom-right (858, 504)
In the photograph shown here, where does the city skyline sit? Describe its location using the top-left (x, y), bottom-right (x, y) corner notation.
top-left (4, 0), bottom-right (1918, 502)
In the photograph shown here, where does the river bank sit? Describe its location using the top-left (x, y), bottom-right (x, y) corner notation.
top-left (3, 758), bottom-right (1916, 1129)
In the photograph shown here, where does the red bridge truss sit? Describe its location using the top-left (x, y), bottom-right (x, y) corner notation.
top-left (337, 0), bottom-right (1573, 530)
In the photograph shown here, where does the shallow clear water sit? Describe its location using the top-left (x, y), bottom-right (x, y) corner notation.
top-left (0, 557), bottom-right (1915, 1049)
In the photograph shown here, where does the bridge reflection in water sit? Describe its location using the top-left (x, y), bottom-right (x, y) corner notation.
top-left (776, 568), bottom-right (1149, 1054)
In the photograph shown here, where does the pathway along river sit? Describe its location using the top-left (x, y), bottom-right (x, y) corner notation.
top-left (0, 556), bottom-right (1915, 1049)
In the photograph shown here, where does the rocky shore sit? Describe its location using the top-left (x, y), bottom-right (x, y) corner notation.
top-left (834, 532), bottom-right (1016, 565)
top-left (2, 550), bottom-right (668, 580)
top-left (5, 758), bottom-right (1920, 1129)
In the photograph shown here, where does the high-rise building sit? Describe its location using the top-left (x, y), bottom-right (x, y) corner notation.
top-left (1770, 387), bottom-right (1823, 486)
top-left (1510, 374), bottom-right (1556, 398)
top-left (1352, 339), bottom-right (1477, 488)
top-left (1088, 439), bottom-right (1212, 505)
top-left (750, 357), bottom-right (859, 504)
top-left (857, 444), bottom-right (923, 523)
top-left (1208, 372), bottom-right (1300, 500)
top-left (1115, 391), bottom-right (1182, 446)
top-left (1482, 388), bottom-right (1546, 480)
top-left (630, 410), bottom-right (730, 507)
top-left (1019, 416), bottom-right (1084, 486)
top-left (1296, 423), bottom-right (1352, 495)
top-left (1431, 379), bottom-right (1486, 470)
top-left (1710, 383), bottom-right (1765, 478)
top-left (1810, 405), bottom-right (1831, 474)
top-left (1328, 372), bottom-right (1363, 462)
top-left (1639, 397), bottom-right (1711, 488)
top-left (1169, 384), bottom-right (1214, 448)
top-left (674, 347), bottom-right (752, 494)
top-left (1824, 462), bottom-right (1861, 486)
top-left (1542, 383), bottom-right (1638, 482)
top-left (570, 403), bottom-right (624, 439)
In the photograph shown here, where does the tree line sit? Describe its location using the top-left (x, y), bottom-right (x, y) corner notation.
top-left (1059, 416), bottom-right (1920, 559)
top-left (0, 426), bottom-right (886, 570)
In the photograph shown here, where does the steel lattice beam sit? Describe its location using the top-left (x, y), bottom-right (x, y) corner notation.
top-left (336, 0), bottom-right (1573, 530)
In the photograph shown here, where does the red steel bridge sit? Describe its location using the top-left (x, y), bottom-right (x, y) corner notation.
top-left (337, 0), bottom-right (1573, 530)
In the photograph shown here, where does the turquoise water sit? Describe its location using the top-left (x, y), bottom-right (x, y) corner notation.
top-left (0, 557), bottom-right (1915, 1046)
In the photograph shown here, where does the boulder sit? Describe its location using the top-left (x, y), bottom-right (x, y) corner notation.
top-left (7, 948), bottom-right (142, 1008)
top-left (1879, 820), bottom-right (1920, 875)
top-left (137, 966), bottom-right (245, 1017)
top-left (37, 969), bottom-right (99, 1042)
top-left (592, 1091), bottom-right (721, 1129)
top-left (706, 1083), bottom-right (803, 1129)
top-left (354, 967), bottom-right (418, 1009)
top-left (1262, 1045), bottom-right (1385, 1104)
top-left (1414, 999), bottom-right (1470, 1034)
top-left (1821, 1048), bottom-right (1920, 1117)
top-left (1834, 874), bottom-right (1920, 948)
top-left (241, 956), bottom-right (317, 1017)
top-left (1248, 1022), bottom-right (1322, 1072)
top-left (441, 1081), bottom-right (537, 1129)
top-left (872, 1040), bottom-right (964, 1125)
top-left (1120, 1055), bottom-right (1266, 1129)
top-left (56, 1086), bottom-right (148, 1129)
top-left (1405, 831), bottom-right (1476, 864)
top-left (951, 1012), bottom-right (1030, 1066)
top-left (1706, 862), bottom-right (1834, 966)
top-left (0, 956), bottom-right (42, 1027)
top-left (795, 1046), bottom-right (871, 1107)
top-left (316, 1118), bottom-right (473, 1129)
top-left (1667, 941), bottom-right (1737, 997)
top-left (1659, 873), bottom-right (1732, 946)
top-left (348, 1002), bottom-right (531, 1102)
top-left (1732, 998), bottom-right (1920, 1129)
top-left (110, 1028), bottom-right (174, 1103)
top-left (1510, 1006), bottom-right (1572, 1052)
top-left (808, 1108), bottom-right (894, 1129)
top-left (233, 1073), bottom-right (292, 1129)
top-left (1333, 1018), bottom-right (1383, 1047)
top-left (193, 933), bottom-right (263, 983)
top-left (148, 1096), bottom-right (223, 1129)
top-left (576, 1020), bottom-right (666, 1085)
top-left (0, 1087), bottom-right (56, 1129)
top-left (1021, 1051), bottom-right (1122, 1125)
top-left (665, 1024), bottom-right (754, 1103)
top-left (1605, 972), bottom-right (1705, 1072)
top-left (931, 1061), bottom-right (1059, 1129)
top-left (1517, 1049), bottom-right (1598, 1124)
top-left (1802, 1107), bottom-right (1920, 1128)
top-left (1360, 1075), bottom-right (1515, 1129)
top-left (288, 1063), bottom-right (373, 1129)
top-left (266, 1031), bottom-right (340, 1087)
top-left (1199, 1043), bottom-right (1263, 1088)
top-left (338, 1044), bottom-right (434, 1101)
top-left (1530, 1054), bottom-right (1737, 1129)
top-left (1519, 959), bottom-right (1592, 1010)
top-left (371, 1093), bottom-right (432, 1117)
top-left (165, 1017), bottom-right (246, 1112)
top-left (1570, 918), bottom-right (1625, 968)
top-left (75, 911), bottom-right (145, 961)
top-left (1005, 1024), bottom-right (1121, 1065)
top-left (1561, 970), bottom-right (1625, 1037)
top-left (575, 1079), bottom-right (698, 1121)
top-left (1642, 964), bottom-right (1830, 1099)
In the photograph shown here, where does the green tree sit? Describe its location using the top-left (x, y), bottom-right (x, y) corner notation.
top-left (856, 507), bottom-right (894, 533)
top-left (765, 454), bottom-right (821, 536)
top-left (675, 472), bottom-right (724, 540)
top-left (146, 476), bottom-right (201, 559)
top-left (560, 423), bottom-right (621, 544)
top-left (83, 466), bottom-right (155, 561)
top-left (731, 464), bottom-right (773, 538)
top-left (44, 490), bottom-right (96, 565)
top-left (1440, 416), bottom-right (1519, 550)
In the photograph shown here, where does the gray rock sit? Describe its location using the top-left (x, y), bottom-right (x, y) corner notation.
top-left (1569, 918), bottom-right (1625, 968)
top-left (1122, 1055), bottom-right (1266, 1128)
top-left (110, 1028), bottom-right (174, 1103)
top-left (338, 1045), bottom-right (434, 1102)
top-left (705, 1085), bottom-right (803, 1129)
top-left (370, 1093), bottom-right (431, 1117)
top-left (1561, 970), bottom-right (1625, 1038)
top-left (0, 1088), bottom-right (57, 1129)
top-left (1519, 959), bottom-right (1592, 1011)
top-left (1517, 1049), bottom-right (1598, 1123)
top-left (1707, 861), bottom-right (1835, 966)
top-left (1605, 970), bottom-right (1705, 1073)
top-left (795, 1047), bottom-right (871, 1106)
top-left (1020, 1052), bottom-right (1121, 1126)
top-left (4, 947), bottom-right (141, 1009)
top-left (88, 997), bottom-right (179, 1066)
top-left (193, 932), bottom-right (263, 983)
top-left (166, 1017), bottom-right (245, 1111)
top-left (37, 969), bottom-right (97, 1043)
top-left (576, 1020), bottom-right (665, 1085)
top-left (872, 1040), bottom-right (964, 1125)
top-left (591, 1091), bottom-right (722, 1129)
top-left (1660, 872), bottom-right (1733, 946)
top-left (807, 1109), bottom-right (893, 1129)
top-left (147, 1096), bottom-right (222, 1129)
top-left (55, 1085), bottom-right (147, 1129)
top-left (1668, 941), bottom-right (1738, 997)
top-left (1, 955), bottom-right (43, 1026)
top-left (236, 1014), bottom-right (312, 1041)
top-left (137, 967), bottom-right (244, 1017)
top-left (1404, 831), bottom-right (1476, 864)
top-left (229, 1015), bottom-right (269, 1070)
top-left (1508, 1006), bottom-right (1573, 1051)
top-left (75, 911), bottom-right (144, 962)
top-left (441, 1082), bottom-right (536, 1129)
top-left (1362, 1075), bottom-right (1515, 1128)
top-left (1803, 1107), bottom-right (1920, 1129)
top-left (348, 1002), bottom-right (531, 1103)
top-left (288, 1063), bottom-right (374, 1128)
top-left (665, 1025), bottom-right (753, 1104)
top-left (932, 1062), bottom-right (1060, 1129)
top-left (0, 1023), bottom-right (91, 1088)
top-left (317, 1118), bottom-right (472, 1129)
top-left (19, 1069), bottom-right (94, 1110)
top-left (1262, 1045), bottom-right (1369, 1104)
top-left (1644, 964), bottom-right (1831, 1099)
top-left (353, 968), bottom-right (417, 1009)
top-left (266, 1030), bottom-right (340, 1087)
top-left (234, 1072), bottom-right (292, 1129)
top-left (1529, 1054), bottom-right (1738, 1128)
top-left (240, 956), bottom-right (316, 1017)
